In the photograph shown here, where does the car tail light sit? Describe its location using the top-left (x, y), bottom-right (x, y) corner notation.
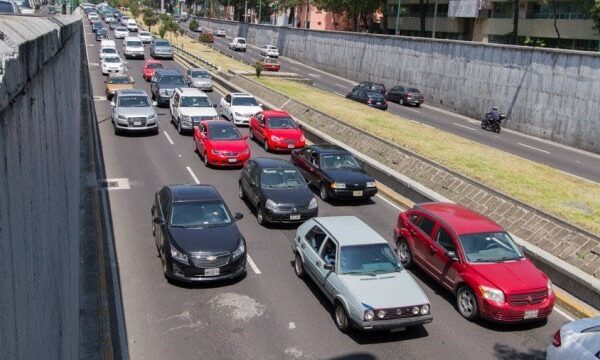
top-left (367, 98), bottom-right (373, 104)
top-left (552, 329), bottom-right (561, 347)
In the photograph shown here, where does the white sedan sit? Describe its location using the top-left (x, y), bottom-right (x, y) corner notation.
top-left (139, 31), bottom-right (153, 44)
top-left (101, 55), bottom-right (125, 75)
top-left (260, 45), bottom-right (279, 58)
top-left (114, 26), bottom-right (129, 39)
top-left (547, 316), bottom-right (600, 359)
top-left (219, 92), bottom-right (262, 126)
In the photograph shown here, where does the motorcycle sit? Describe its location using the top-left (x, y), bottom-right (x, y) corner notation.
top-left (482, 114), bottom-right (505, 133)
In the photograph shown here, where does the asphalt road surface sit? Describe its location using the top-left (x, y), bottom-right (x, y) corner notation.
top-left (85, 25), bottom-right (573, 360)
top-left (182, 24), bottom-right (600, 183)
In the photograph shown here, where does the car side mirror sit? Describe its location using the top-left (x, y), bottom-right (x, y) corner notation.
top-left (297, 123), bottom-right (303, 129)
top-left (242, 134), bottom-right (249, 140)
top-left (258, 103), bottom-right (263, 108)
top-left (234, 212), bottom-right (243, 221)
top-left (323, 263), bottom-right (334, 271)
top-left (445, 250), bottom-right (459, 262)
top-left (153, 217), bottom-right (165, 225)
top-left (110, 101), bottom-right (115, 107)
top-left (519, 245), bottom-right (527, 254)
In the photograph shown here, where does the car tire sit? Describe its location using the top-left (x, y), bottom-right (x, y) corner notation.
top-left (263, 139), bottom-right (270, 152)
top-left (294, 253), bottom-right (304, 278)
top-left (238, 183), bottom-right (245, 200)
top-left (249, 130), bottom-right (254, 140)
top-left (396, 238), bottom-right (413, 268)
top-left (457, 285), bottom-right (479, 321)
top-left (153, 126), bottom-right (159, 136)
top-left (334, 302), bottom-right (350, 333)
top-left (319, 184), bottom-right (329, 201)
top-left (416, 103), bottom-right (421, 108)
top-left (177, 119), bottom-right (183, 135)
top-left (203, 151), bottom-right (210, 167)
top-left (257, 206), bottom-right (267, 226)
top-left (399, 98), bottom-right (404, 105)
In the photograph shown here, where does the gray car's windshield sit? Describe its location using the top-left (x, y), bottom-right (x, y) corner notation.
top-left (102, 48), bottom-right (117, 54)
top-left (459, 232), bottom-right (524, 263)
top-left (180, 96), bottom-right (211, 107)
top-left (192, 71), bottom-right (210, 78)
top-left (266, 117), bottom-right (297, 129)
top-left (108, 76), bottom-right (132, 84)
top-left (260, 168), bottom-right (305, 189)
top-left (155, 40), bottom-right (170, 47)
top-left (340, 244), bottom-right (402, 275)
top-left (208, 125), bottom-right (242, 140)
top-left (170, 201), bottom-right (232, 228)
top-left (118, 96), bottom-right (150, 107)
top-left (159, 75), bottom-right (186, 85)
top-left (320, 154), bottom-right (361, 170)
top-left (231, 97), bottom-right (258, 106)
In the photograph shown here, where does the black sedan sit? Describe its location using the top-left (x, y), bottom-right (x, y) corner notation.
top-left (91, 21), bottom-right (103, 33)
top-left (291, 144), bottom-right (378, 202)
top-left (386, 86), bottom-right (424, 107)
top-left (95, 28), bottom-right (109, 41)
top-left (346, 86), bottom-right (388, 110)
top-left (239, 157), bottom-right (318, 226)
top-left (151, 184), bottom-right (247, 283)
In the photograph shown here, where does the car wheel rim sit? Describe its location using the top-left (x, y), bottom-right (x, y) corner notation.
top-left (335, 306), bottom-right (346, 328)
top-left (178, 121), bottom-right (182, 134)
top-left (400, 98), bottom-right (404, 105)
top-left (398, 242), bottom-right (410, 265)
top-left (257, 209), bottom-right (264, 224)
top-left (203, 153), bottom-right (208, 165)
top-left (458, 289), bottom-right (475, 316)
top-left (320, 186), bottom-right (327, 200)
top-left (264, 140), bottom-right (268, 151)
top-left (239, 184), bottom-right (244, 199)
top-left (295, 256), bottom-right (302, 275)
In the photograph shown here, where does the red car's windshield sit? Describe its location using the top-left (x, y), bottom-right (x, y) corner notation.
top-left (458, 232), bottom-right (524, 263)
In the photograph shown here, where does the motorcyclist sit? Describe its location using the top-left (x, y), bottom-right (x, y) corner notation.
top-left (486, 106), bottom-right (501, 123)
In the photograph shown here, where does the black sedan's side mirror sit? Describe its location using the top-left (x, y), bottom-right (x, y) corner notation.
top-left (323, 263), bottom-right (334, 271)
top-left (234, 212), bottom-right (243, 221)
top-left (445, 250), bottom-right (459, 262)
top-left (153, 217), bottom-right (165, 225)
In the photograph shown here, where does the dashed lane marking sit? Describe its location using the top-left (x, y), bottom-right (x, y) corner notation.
top-left (335, 83), bottom-right (347, 89)
top-left (186, 166), bottom-right (200, 184)
top-left (518, 143), bottom-right (551, 154)
top-left (102, 178), bottom-right (130, 190)
top-left (247, 255), bottom-right (261, 274)
top-left (307, 73), bottom-right (321, 78)
top-left (453, 122), bottom-right (477, 131)
top-left (375, 194), bottom-right (403, 211)
top-left (93, 96), bottom-right (107, 101)
top-left (163, 131), bottom-right (174, 145)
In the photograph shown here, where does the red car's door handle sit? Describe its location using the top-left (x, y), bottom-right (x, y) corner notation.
top-left (410, 229), bottom-right (417, 236)
top-left (429, 246), bottom-right (437, 254)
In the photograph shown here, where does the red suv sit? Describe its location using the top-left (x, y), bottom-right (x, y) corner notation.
top-left (394, 203), bottom-right (555, 323)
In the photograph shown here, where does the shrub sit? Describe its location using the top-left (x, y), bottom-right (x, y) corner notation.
top-left (255, 61), bottom-right (263, 78)
top-left (189, 19), bottom-right (199, 32)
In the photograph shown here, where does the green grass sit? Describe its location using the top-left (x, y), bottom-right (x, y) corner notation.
top-left (257, 77), bottom-right (600, 235)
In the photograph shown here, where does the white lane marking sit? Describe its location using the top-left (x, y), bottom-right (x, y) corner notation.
top-left (307, 73), bottom-right (321, 78)
top-left (289, 66), bottom-right (299, 71)
top-left (518, 143), bottom-right (551, 154)
top-left (376, 194), bottom-right (404, 211)
top-left (334, 92), bottom-right (345, 97)
top-left (93, 96), bottom-right (107, 101)
top-left (89, 62), bottom-right (99, 66)
top-left (103, 178), bottom-right (130, 190)
top-left (554, 307), bottom-right (576, 321)
top-left (163, 131), bottom-right (174, 145)
top-left (186, 166), bottom-right (200, 184)
top-left (288, 322), bottom-right (296, 329)
top-left (410, 120), bottom-right (420, 124)
top-left (422, 123), bottom-right (434, 129)
top-left (335, 83), bottom-right (346, 89)
top-left (403, 107), bottom-right (420, 113)
top-left (87, 44), bottom-right (95, 47)
top-left (453, 122), bottom-right (477, 131)
top-left (247, 255), bottom-right (261, 274)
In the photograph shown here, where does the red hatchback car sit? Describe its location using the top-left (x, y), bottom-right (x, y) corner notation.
top-left (394, 203), bottom-right (555, 323)
top-left (194, 121), bottom-right (250, 167)
top-left (249, 110), bottom-right (305, 152)
top-left (142, 60), bottom-right (164, 81)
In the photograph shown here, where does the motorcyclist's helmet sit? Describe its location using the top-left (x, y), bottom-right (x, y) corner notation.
top-left (492, 106), bottom-right (498, 111)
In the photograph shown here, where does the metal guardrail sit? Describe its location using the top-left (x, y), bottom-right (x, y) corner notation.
top-left (172, 44), bottom-right (221, 72)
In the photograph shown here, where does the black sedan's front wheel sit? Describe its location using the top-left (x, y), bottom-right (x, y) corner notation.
top-left (319, 184), bottom-right (330, 201)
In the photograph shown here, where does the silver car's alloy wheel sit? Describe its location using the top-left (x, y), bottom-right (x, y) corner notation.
top-left (334, 304), bottom-right (349, 332)
top-left (457, 286), bottom-right (478, 320)
top-left (396, 239), bottom-right (412, 268)
top-left (294, 253), bottom-right (304, 278)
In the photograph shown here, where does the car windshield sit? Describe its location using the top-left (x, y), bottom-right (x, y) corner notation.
top-left (118, 95), bottom-right (150, 107)
top-left (126, 41), bottom-right (142, 47)
top-left (237, 39), bottom-right (246, 44)
top-left (264, 58), bottom-right (277, 64)
top-left (180, 96), bottom-right (211, 107)
top-left (408, 88), bottom-right (421, 93)
top-left (155, 40), bottom-right (170, 47)
top-left (192, 70), bottom-right (210, 78)
top-left (260, 168), bottom-right (305, 189)
top-left (320, 154), bottom-right (361, 170)
top-left (0, 2), bottom-right (14, 12)
top-left (140, 32), bottom-right (150, 36)
top-left (102, 48), bottom-right (117, 54)
top-left (116, 27), bottom-right (127, 31)
top-left (159, 75), bottom-right (186, 85)
top-left (146, 62), bottom-right (162, 69)
top-left (458, 232), bottom-right (524, 263)
top-left (231, 97), bottom-right (258, 106)
top-left (170, 201), bottom-right (232, 228)
top-left (266, 116), bottom-right (297, 129)
top-left (372, 84), bottom-right (385, 91)
top-left (209, 125), bottom-right (242, 140)
top-left (108, 76), bottom-right (132, 84)
top-left (104, 57), bottom-right (121, 63)
top-left (367, 91), bottom-right (385, 100)
top-left (340, 244), bottom-right (402, 275)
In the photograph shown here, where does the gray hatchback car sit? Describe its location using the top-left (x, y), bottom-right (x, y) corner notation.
top-left (111, 89), bottom-right (159, 135)
top-left (292, 216), bottom-right (432, 332)
top-left (185, 67), bottom-right (213, 92)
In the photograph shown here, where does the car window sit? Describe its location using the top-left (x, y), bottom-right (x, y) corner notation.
top-left (231, 97), bottom-right (258, 106)
top-left (159, 75), bottom-right (186, 85)
top-left (208, 125), bottom-right (242, 140)
top-left (118, 95), bottom-right (150, 107)
top-left (170, 201), bottom-right (232, 228)
top-left (146, 62), bottom-right (162, 69)
top-left (436, 227), bottom-right (456, 252)
top-left (242, 160), bottom-right (254, 178)
top-left (458, 232), bottom-right (524, 263)
top-left (309, 153), bottom-right (319, 167)
top-left (320, 239), bottom-right (337, 265)
top-left (351, 88), bottom-right (360, 96)
top-left (305, 226), bottom-right (326, 252)
top-left (126, 40), bottom-right (143, 47)
top-left (320, 154), bottom-right (360, 170)
top-left (260, 168), bottom-right (305, 189)
top-left (266, 116), bottom-right (296, 129)
top-left (180, 96), bottom-right (211, 108)
top-left (108, 76), bottom-right (132, 84)
top-left (225, 94), bottom-right (231, 103)
top-left (415, 216), bottom-right (435, 237)
top-left (191, 70), bottom-right (210, 78)
top-left (340, 244), bottom-right (402, 275)
top-left (158, 188), bottom-right (169, 215)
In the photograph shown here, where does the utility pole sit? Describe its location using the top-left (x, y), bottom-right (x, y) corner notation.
top-left (432, 0), bottom-right (438, 38)
top-left (394, 0), bottom-right (402, 35)
top-left (160, 0), bottom-right (164, 14)
top-left (244, 0), bottom-right (247, 22)
top-left (258, 0), bottom-right (262, 24)
top-left (305, 0), bottom-right (309, 28)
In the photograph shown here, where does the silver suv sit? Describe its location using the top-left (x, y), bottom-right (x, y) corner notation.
top-left (111, 89), bottom-right (158, 135)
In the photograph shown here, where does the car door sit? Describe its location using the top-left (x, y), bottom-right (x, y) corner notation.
top-left (410, 214), bottom-right (438, 277)
top-left (244, 163), bottom-right (261, 208)
top-left (155, 188), bottom-right (171, 253)
top-left (253, 113), bottom-right (266, 142)
top-left (348, 87), bottom-right (360, 102)
top-left (398, 87), bottom-right (407, 102)
top-left (150, 74), bottom-right (159, 97)
top-left (240, 160), bottom-right (255, 202)
top-left (388, 86), bottom-right (400, 101)
top-left (358, 90), bottom-right (368, 104)
top-left (195, 123), bottom-right (208, 154)
top-left (430, 225), bottom-right (462, 290)
top-left (221, 94), bottom-right (231, 118)
top-left (170, 92), bottom-right (180, 122)
top-left (315, 237), bottom-right (338, 301)
top-left (300, 225), bottom-right (328, 285)
top-left (306, 152), bottom-right (322, 186)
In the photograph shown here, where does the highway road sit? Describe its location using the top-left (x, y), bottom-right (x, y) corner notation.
top-left (182, 24), bottom-right (600, 183)
top-left (85, 24), bottom-right (573, 360)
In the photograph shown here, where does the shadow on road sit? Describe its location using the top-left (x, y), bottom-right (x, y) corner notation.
top-left (493, 343), bottom-right (545, 360)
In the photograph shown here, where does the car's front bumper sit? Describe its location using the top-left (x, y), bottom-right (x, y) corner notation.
top-left (167, 256), bottom-right (246, 282)
top-left (191, 82), bottom-right (213, 91)
top-left (264, 207), bottom-right (318, 223)
top-left (267, 139), bottom-right (305, 151)
top-left (156, 93), bottom-right (173, 106)
top-left (232, 115), bottom-right (251, 126)
top-left (479, 294), bottom-right (555, 323)
top-left (207, 152), bottom-right (250, 167)
top-left (351, 314), bottom-right (433, 331)
top-left (114, 117), bottom-right (158, 132)
top-left (125, 51), bottom-right (145, 58)
top-left (329, 187), bottom-right (377, 200)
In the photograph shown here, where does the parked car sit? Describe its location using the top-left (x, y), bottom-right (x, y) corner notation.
top-left (113, 26), bottom-right (129, 39)
top-left (547, 316), bottom-right (600, 360)
top-left (394, 202), bottom-right (555, 323)
top-left (291, 144), bottom-right (378, 202)
top-left (126, 18), bottom-right (138, 32)
top-left (215, 28), bottom-right (226, 37)
top-left (99, 46), bottom-right (118, 60)
top-left (228, 37), bottom-right (247, 51)
top-left (141, 59), bottom-right (163, 81)
top-left (110, 89), bottom-right (158, 135)
top-left (150, 68), bottom-right (188, 107)
top-left (219, 92), bottom-right (262, 126)
top-left (292, 216), bottom-right (433, 332)
top-left (91, 21), bottom-right (103, 33)
top-left (258, 56), bottom-right (280, 72)
top-left (239, 157), bottom-right (317, 225)
top-left (139, 31), bottom-right (153, 44)
top-left (0, 0), bottom-right (20, 13)
top-left (346, 86), bottom-right (388, 110)
top-left (150, 38), bottom-right (174, 59)
top-left (259, 45), bottom-right (279, 57)
top-left (193, 120), bottom-right (250, 168)
top-left (95, 28), bottom-right (109, 41)
top-left (122, 36), bottom-right (145, 59)
top-left (357, 81), bottom-right (386, 96)
top-left (104, 73), bottom-right (135, 100)
top-left (101, 55), bottom-right (125, 75)
top-left (151, 184), bottom-right (247, 282)
top-left (249, 110), bottom-right (305, 152)
top-left (386, 86), bottom-right (424, 107)
top-left (185, 67), bottom-right (213, 91)
top-left (170, 88), bottom-right (218, 134)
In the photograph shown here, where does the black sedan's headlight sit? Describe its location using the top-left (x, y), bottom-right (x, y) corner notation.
top-left (232, 239), bottom-right (245, 259)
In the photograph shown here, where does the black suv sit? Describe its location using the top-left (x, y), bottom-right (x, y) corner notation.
top-left (150, 69), bottom-right (189, 107)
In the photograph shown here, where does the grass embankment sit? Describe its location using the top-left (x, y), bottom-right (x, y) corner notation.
top-left (257, 77), bottom-right (600, 235)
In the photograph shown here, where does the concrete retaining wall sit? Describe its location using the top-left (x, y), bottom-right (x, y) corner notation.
top-left (196, 18), bottom-right (600, 153)
top-left (0, 15), bottom-right (82, 359)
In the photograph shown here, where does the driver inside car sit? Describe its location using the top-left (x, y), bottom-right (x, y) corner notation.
top-left (323, 242), bottom-right (336, 265)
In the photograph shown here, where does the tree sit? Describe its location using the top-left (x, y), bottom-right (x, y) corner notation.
top-left (189, 18), bottom-right (199, 31)
top-left (129, 0), bottom-right (140, 18)
top-left (143, 8), bottom-right (158, 31)
top-left (593, 0), bottom-right (600, 34)
top-left (511, 0), bottom-right (519, 45)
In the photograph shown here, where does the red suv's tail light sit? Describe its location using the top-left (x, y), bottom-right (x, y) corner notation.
top-left (551, 329), bottom-right (561, 347)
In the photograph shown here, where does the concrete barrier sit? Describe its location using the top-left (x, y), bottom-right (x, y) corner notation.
top-left (194, 17), bottom-right (600, 154)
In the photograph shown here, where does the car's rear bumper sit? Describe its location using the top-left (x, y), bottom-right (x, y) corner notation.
top-left (152, 52), bottom-right (174, 59)
top-left (368, 103), bottom-right (388, 110)
top-left (352, 314), bottom-right (433, 331)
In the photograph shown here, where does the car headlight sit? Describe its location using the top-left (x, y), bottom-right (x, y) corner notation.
top-left (366, 181), bottom-right (376, 188)
top-left (117, 115), bottom-right (126, 120)
top-left (299, 135), bottom-right (305, 142)
top-left (180, 115), bottom-right (191, 122)
top-left (234, 112), bottom-right (242, 117)
top-left (241, 147), bottom-right (250, 155)
top-left (420, 304), bottom-right (430, 315)
top-left (148, 113), bottom-right (157, 119)
top-left (547, 279), bottom-right (553, 296)
top-left (170, 244), bottom-right (189, 264)
top-left (479, 285), bottom-right (505, 303)
top-left (211, 149), bottom-right (223, 155)
top-left (271, 135), bottom-right (282, 142)
top-left (232, 240), bottom-right (245, 259)
top-left (412, 306), bottom-right (420, 315)
top-left (308, 197), bottom-right (318, 210)
top-left (364, 309), bottom-right (374, 320)
top-left (377, 310), bottom-right (386, 319)
top-left (265, 199), bottom-right (278, 210)
top-left (330, 182), bottom-right (346, 189)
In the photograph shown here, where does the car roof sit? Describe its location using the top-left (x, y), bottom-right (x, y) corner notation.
top-left (308, 144), bottom-right (349, 155)
top-left (168, 184), bottom-right (222, 202)
top-left (414, 202), bottom-right (505, 235)
top-left (251, 157), bottom-right (295, 169)
top-left (117, 89), bottom-right (146, 96)
top-left (314, 216), bottom-right (387, 246)
top-left (155, 68), bottom-right (181, 75)
top-left (177, 88), bottom-right (207, 96)
top-left (189, 67), bottom-right (209, 72)
top-left (230, 92), bottom-right (253, 97)
top-left (262, 110), bottom-right (289, 117)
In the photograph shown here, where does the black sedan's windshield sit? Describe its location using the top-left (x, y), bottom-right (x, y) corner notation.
top-left (459, 232), bottom-right (524, 263)
top-left (159, 75), bottom-right (186, 85)
top-left (320, 154), bottom-right (361, 170)
top-left (118, 96), bottom-right (150, 107)
top-left (340, 244), bottom-right (402, 275)
top-left (260, 169), bottom-right (305, 189)
top-left (170, 201), bottom-right (232, 227)
top-left (208, 126), bottom-right (242, 140)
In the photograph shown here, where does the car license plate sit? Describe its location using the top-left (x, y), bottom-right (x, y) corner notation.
top-left (133, 121), bottom-right (142, 126)
top-left (228, 158), bottom-right (237, 163)
top-left (287, 144), bottom-right (294, 149)
top-left (353, 191), bottom-right (363, 197)
top-left (524, 310), bottom-right (538, 319)
top-left (205, 268), bottom-right (220, 276)
top-left (290, 214), bottom-right (301, 220)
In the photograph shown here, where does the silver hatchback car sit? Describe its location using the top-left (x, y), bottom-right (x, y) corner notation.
top-left (185, 67), bottom-right (213, 92)
top-left (111, 89), bottom-right (159, 135)
top-left (292, 216), bottom-right (433, 332)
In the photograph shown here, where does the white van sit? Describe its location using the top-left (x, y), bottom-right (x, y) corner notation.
top-left (126, 19), bottom-right (138, 32)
